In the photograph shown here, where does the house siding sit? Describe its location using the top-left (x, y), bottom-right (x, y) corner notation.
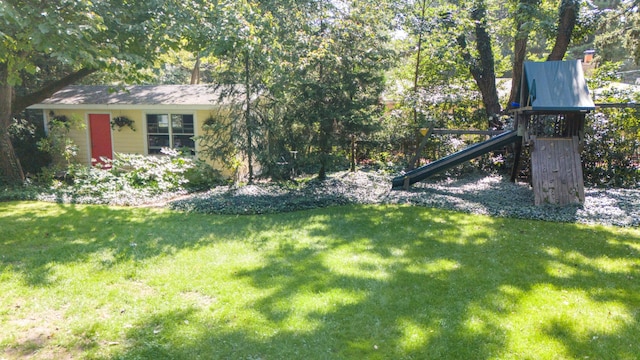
top-left (46, 109), bottom-right (92, 164)
top-left (194, 110), bottom-right (238, 178)
top-left (31, 84), bottom-right (249, 180)
top-left (110, 109), bottom-right (146, 155)
top-left (42, 107), bottom-right (236, 178)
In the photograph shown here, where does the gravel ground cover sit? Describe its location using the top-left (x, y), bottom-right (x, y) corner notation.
top-left (169, 170), bottom-right (640, 227)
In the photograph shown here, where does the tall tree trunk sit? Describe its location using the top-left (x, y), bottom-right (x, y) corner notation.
top-left (244, 52), bottom-right (254, 183)
top-left (317, 114), bottom-right (332, 180)
top-left (547, 0), bottom-right (579, 61)
top-left (509, 37), bottom-right (527, 108)
top-left (317, 7), bottom-right (329, 181)
top-left (458, 0), bottom-right (501, 128)
top-left (0, 64), bottom-right (25, 185)
top-left (412, 0), bottom-right (428, 125)
top-left (509, 0), bottom-right (540, 107)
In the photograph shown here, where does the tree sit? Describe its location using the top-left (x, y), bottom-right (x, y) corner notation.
top-left (411, 0), bottom-right (429, 125)
top-left (389, 0), bottom-right (505, 130)
top-left (191, 0), bottom-right (289, 182)
top-left (456, 0), bottom-right (502, 128)
top-left (0, 1), bottom-right (93, 183)
top-left (0, 0), bottom-right (192, 184)
top-left (626, 0), bottom-right (640, 64)
top-left (508, 0), bottom-right (541, 108)
top-left (443, 0), bottom-right (588, 121)
top-left (595, 0), bottom-right (640, 65)
top-left (282, 0), bottom-right (395, 179)
top-left (507, 0), bottom-right (595, 106)
top-left (547, 0), bottom-right (580, 60)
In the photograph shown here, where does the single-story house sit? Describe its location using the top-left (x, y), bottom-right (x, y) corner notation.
top-left (28, 84), bottom-right (244, 177)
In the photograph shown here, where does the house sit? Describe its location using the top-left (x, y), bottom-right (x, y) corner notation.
top-left (28, 84), bottom-right (244, 177)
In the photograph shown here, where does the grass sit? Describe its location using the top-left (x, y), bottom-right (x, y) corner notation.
top-left (1, 201), bottom-right (639, 359)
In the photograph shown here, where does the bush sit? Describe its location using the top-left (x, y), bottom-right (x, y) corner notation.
top-left (36, 114), bottom-right (83, 173)
top-left (582, 112), bottom-right (640, 188)
top-left (582, 62), bottom-right (640, 188)
top-left (34, 149), bottom-right (224, 205)
top-left (0, 149), bottom-right (226, 206)
top-left (9, 110), bottom-right (52, 177)
top-left (106, 149), bottom-right (196, 193)
top-left (183, 159), bottom-right (226, 190)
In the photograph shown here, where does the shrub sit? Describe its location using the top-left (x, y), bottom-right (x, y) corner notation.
top-left (183, 159), bottom-right (226, 190)
top-left (9, 110), bottom-right (52, 177)
top-left (37, 114), bottom-right (83, 172)
top-left (582, 112), bottom-right (640, 188)
top-left (582, 62), bottom-right (640, 188)
top-left (108, 149), bottom-right (195, 192)
top-left (52, 149), bottom-right (224, 204)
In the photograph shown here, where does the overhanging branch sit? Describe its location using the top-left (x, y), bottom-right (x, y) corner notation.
top-left (12, 67), bottom-right (97, 113)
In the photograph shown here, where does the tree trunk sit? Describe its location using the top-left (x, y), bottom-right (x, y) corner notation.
top-left (0, 64), bottom-right (25, 185)
top-left (509, 0), bottom-right (540, 107)
top-left (317, 11), bottom-right (329, 181)
top-left (509, 37), bottom-right (527, 108)
top-left (412, 0), bottom-right (428, 125)
top-left (547, 0), bottom-right (578, 61)
top-left (459, 0), bottom-right (501, 128)
top-left (244, 52), bottom-right (254, 183)
top-left (191, 55), bottom-right (201, 85)
top-left (349, 134), bottom-right (356, 172)
top-left (317, 111), bottom-right (333, 180)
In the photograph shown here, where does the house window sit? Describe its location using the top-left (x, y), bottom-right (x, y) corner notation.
top-left (147, 114), bottom-right (195, 154)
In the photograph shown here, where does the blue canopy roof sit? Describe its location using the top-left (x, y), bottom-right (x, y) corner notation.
top-left (520, 60), bottom-right (595, 111)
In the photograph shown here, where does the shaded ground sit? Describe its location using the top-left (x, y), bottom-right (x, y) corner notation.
top-left (170, 171), bottom-right (640, 227)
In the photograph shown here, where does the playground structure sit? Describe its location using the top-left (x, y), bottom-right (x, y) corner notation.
top-left (393, 60), bottom-right (596, 206)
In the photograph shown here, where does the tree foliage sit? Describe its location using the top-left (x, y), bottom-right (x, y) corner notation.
top-left (595, 0), bottom-right (640, 66)
top-left (0, 0), bottom-right (193, 184)
top-left (275, 0), bottom-right (395, 179)
top-left (581, 63), bottom-right (640, 188)
top-left (195, 0), bottom-right (396, 180)
top-left (3, 0), bottom-right (638, 186)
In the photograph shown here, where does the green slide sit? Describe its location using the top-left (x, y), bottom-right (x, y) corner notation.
top-left (392, 130), bottom-right (520, 189)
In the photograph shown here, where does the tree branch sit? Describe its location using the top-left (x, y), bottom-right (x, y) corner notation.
top-left (12, 67), bottom-right (97, 113)
top-left (547, 0), bottom-right (578, 61)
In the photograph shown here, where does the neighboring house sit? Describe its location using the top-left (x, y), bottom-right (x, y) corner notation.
top-left (28, 84), bottom-right (242, 177)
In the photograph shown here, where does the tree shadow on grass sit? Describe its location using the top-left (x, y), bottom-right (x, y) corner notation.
top-left (99, 205), bottom-right (640, 359)
top-left (169, 184), bottom-right (354, 215)
top-left (0, 201), bottom-right (252, 287)
top-left (1, 202), bottom-right (638, 358)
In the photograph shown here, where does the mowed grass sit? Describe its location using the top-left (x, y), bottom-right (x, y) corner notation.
top-left (1, 201), bottom-right (639, 360)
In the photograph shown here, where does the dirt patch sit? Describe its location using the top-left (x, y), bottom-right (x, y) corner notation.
top-left (2, 306), bottom-right (74, 360)
top-left (180, 290), bottom-right (218, 309)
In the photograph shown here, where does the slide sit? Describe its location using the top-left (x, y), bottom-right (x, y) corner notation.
top-left (392, 130), bottom-right (520, 189)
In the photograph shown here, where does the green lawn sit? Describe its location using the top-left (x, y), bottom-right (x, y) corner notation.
top-left (1, 201), bottom-right (639, 359)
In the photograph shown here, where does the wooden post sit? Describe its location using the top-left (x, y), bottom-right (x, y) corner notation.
top-left (350, 134), bottom-right (356, 172)
top-left (510, 139), bottom-right (523, 183)
top-left (407, 124), bottom-right (433, 171)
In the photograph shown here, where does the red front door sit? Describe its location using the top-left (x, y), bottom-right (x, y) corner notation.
top-left (89, 114), bottom-right (113, 165)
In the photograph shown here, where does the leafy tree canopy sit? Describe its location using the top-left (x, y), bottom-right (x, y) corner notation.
top-left (0, 0), bottom-right (200, 184)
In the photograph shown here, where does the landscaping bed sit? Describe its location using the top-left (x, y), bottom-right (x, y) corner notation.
top-left (170, 171), bottom-right (640, 227)
top-left (4, 170), bottom-right (638, 227)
